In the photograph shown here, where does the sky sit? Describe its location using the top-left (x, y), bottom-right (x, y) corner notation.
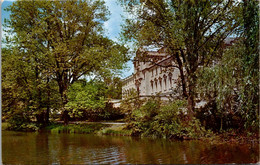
top-left (1, 0), bottom-right (134, 78)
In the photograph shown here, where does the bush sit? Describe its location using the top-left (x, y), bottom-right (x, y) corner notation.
top-left (120, 91), bottom-right (146, 121)
top-left (100, 126), bottom-right (131, 136)
top-left (68, 102), bottom-right (124, 121)
top-left (6, 112), bottom-right (40, 131)
top-left (127, 98), bottom-right (212, 139)
top-left (66, 81), bottom-right (124, 121)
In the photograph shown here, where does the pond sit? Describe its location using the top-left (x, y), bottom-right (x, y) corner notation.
top-left (2, 131), bottom-right (259, 164)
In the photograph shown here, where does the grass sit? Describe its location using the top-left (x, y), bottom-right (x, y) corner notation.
top-left (46, 123), bottom-right (110, 134)
top-left (99, 125), bottom-right (132, 136)
top-left (2, 122), bottom-right (9, 130)
top-left (45, 122), bottom-right (131, 136)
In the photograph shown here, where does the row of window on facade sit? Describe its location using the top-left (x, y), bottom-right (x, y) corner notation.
top-left (150, 72), bottom-right (173, 93)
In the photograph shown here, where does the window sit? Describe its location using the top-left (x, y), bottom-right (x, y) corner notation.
top-left (168, 73), bottom-right (172, 87)
top-left (159, 77), bottom-right (162, 91)
top-left (154, 78), bottom-right (158, 90)
top-left (163, 75), bottom-right (167, 90)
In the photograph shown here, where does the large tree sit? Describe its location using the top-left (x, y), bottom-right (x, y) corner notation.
top-left (4, 0), bottom-right (128, 124)
top-left (2, 45), bottom-right (61, 126)
top-left (120, 0), bottom-right (241, 118)
top-left (195, 0), bottom-right (259, 131)
top-left (241, 0), bottom-right (259, 129)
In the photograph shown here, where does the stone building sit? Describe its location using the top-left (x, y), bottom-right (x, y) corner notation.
top-left (122, 49), bottom-right (180, 100)
top-left (122, 38), bottom-right (236, 104)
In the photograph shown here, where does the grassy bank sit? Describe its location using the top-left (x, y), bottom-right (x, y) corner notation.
top-left (102, 125), bottom-right (259, 146)
top-left (99, 125), bottom-right (132, 136)
top-left (2, 121), bottom-right (112, 134)
top-left (45, 122), bottom-right (111, 134)
top-left (2, 120), bottom-right (131, 136)
top-left (2, 122), bottom-right (9, 130)
top-left (2, 121), bottom-right (258, 145)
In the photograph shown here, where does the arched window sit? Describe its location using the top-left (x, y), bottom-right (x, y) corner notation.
top-left (163, 74), bottom-right (167, 90)
top-left (154, 78), bottom-right (158, 91)
top-left (159, 77), bottom-right (162, 91)
top-left (150, 80), bottom-right (154, 94)
top-left (168, 73), bottom-right (173, 87)
top-left (150, 80), bottom-right (154, 89)
top-left (142, 70), bottom-right (145, 79)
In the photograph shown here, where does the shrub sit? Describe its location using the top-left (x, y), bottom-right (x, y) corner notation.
top-left (67, 102), bottom-right (124, 121)
top-left (66, 81), bottom-right (124, 121)
top-left (6, 111), bottom-right (40, 131)
top-left (127, 98), bottom-right (211, 139)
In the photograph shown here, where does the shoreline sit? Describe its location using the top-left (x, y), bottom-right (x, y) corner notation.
top-left (2, 122), bottom-right (258, 146)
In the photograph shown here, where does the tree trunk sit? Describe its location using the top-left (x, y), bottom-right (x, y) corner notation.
top-left (175, 52), bottom-right (188, 98)
top-left (174, 51), bottom-right (195, 119)
top-left (36, 112), bottom-right (45, 124)
top-left (187, 74), bottom-right (196, 120)
top-left (179, 66), bottom-right (188, 98)
top-left (58, 81), bottom-right (69, 125)
top-left (220, 117), bottom-right (223, 132)
top-left (187, 91), bottom-right (195, 120)
top-left (45, 77), bottom-right (50, 124)
top-left (35, 65), bottom-right (46, 125)
top-left (62, 110), bottom-right (69, 125)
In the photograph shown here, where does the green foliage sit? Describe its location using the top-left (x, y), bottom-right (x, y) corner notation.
top-left (2, 123), bottom-right (9, 131)
top-left (66, 80), bottom-right (124, 121)
top-left (196, 39), bottom-right (259, 131)
top-left (99, 126), bottom-right (131, 136)
top-left (120, 91), bottom-right (146, 121)
top-left (127, 98), bottom-right (212, 139)
top-left (120, 0), bottom-right (258, 133)
top-left (103, 77), bottom-right (123, 99)
top-left (49, 123), bottom-right (107, 134)
top-left (66, 81), bottom-right (106, 115)
top-left (131, 97), bottom-right (161, 122)
top-left (2, 47), bottom-right (61, 125)
top-left (194, 0), bottom-right (259, 132)
top-left (6, 113), bottom-right (40, 131)
top-left (240, 0), bottom-right (259, 130)
top-left (3, 0), bottom-right (128, 126)
top-left (120, 0), bottom-right (241, 114)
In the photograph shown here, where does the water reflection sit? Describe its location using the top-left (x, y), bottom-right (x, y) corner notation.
top-left (2, 131), bottom-right (259, 164)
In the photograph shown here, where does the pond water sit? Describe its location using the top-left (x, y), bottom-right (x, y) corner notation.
top-left (2, 131), bottom-right (259, 164)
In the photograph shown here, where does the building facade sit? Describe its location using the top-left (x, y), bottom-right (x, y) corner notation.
top-left (122, 49), bottom-right (180, 100)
